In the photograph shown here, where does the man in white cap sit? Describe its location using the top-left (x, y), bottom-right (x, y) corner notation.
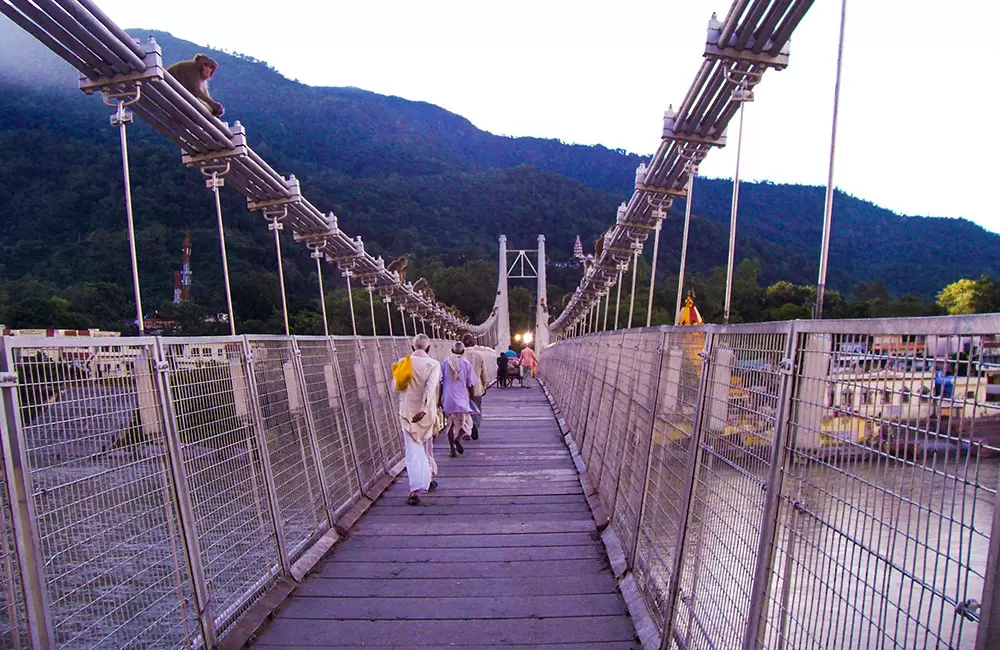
top-left (397, 333), bottom-right (441, 505)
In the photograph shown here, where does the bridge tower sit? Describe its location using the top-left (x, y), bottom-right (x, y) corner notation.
top-left (495, 236), bottom-right (511, 351)
top-left (536, 235), bottom-right (549, 350)
top-left (498, 235), bottom-right (549, 350)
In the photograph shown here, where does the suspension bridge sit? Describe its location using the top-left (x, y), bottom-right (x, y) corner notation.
top-left (0, 0), bottom-right (998, 649)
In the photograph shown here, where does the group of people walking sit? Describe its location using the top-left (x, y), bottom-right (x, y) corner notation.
top-left (394, 332), bottom-right (492, 506)
top-left (496, 344), bottom-right (537, 388)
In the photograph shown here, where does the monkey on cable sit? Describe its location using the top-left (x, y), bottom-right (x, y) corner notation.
top-left (167, 54), bottom-right (224, 117)
top-left (386, 256), bottom-right (408, 283)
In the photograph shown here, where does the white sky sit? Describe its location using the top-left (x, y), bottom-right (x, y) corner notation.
top-left (97, 0), bottom-right (999, 232)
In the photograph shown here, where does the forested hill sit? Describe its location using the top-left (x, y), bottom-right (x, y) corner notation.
top-left (1, 22), bottom-right (997, 329)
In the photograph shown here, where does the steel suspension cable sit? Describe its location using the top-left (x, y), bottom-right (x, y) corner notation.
top-left (265, 209), bottom-right (291, 335)
top-left (675, 169), bottom-right (696, 325)
top-left (205, 167), bottom-right (237, 335)
top-left (816, 0), bottom-right (848, 319)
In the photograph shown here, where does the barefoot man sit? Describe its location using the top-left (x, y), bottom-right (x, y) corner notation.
top-left (397, 333), bottom-right (441, 506)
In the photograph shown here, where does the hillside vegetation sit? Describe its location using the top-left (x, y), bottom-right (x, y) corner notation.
top-left (1, 23), bottom-right (995, 332)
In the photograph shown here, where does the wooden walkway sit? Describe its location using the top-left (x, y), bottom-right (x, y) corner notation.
top-left (252, 383), bottom-right (637, 649)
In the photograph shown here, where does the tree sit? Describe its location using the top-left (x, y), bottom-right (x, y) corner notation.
top-left (854, 280), bottom-right (890, 303)
top-left (937, 278), bottom-right (977, 315)
top-left (973, 275), bottom-right (1000, 313)
top-left (6, 296), bottom-right (90, 329)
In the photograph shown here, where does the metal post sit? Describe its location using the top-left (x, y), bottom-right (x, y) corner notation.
top-left (602, 291), bottom-right (610, 331)
top-left (0, 341), bottom-right (55, 649)
top-left (628, 248), bottom-right (640, 329)
top-left (265, 209), bottom-right (291, 336)
top-left (629, 332), bottom-right (668, 564)
top-left (815, 0), bottom-right (848, 320)
top-left (311, 248), bottom-right (330, 337)
top-left (675, 170), bottom-right (696, 325)
top-left (977, 486), bottom-right (1000, 650)
top-left (742, 323), bottom-right (799, 649)
top-left (345, 271), bottom-right (358, 337)
top-left (385, 297), bottom-right (394, 337)
top-left (724, 100), bottom-right (747, 325)
top-left (367, 285), bottom-right (377, 336)
top-left (201, 166), bottom-right (237, 335)
top-left (412, 314), bottom-right (419, 335)
top-left (659, 331), bottom-right (715, 650)
top-left (327, 339), bottom-right (367, 494)
top-left (107, 92), bottom-right (145, 335)
top-left (152, 341), bottom-right (218, 647)
top-left (399, 306), bottom-right (408, 337)
top-left (242, 338), bottom-right (291, 575)
top-left (647, 216), bottom-right (664, 327)
top-left (614, 269), bottom-right (624, 330)
top-left (289, 339), bottom-right (334, 526)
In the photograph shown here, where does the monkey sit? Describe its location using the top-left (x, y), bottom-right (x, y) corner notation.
top-left (412, 278), bottom-right (436, 303)
top-left (561, 293), bottom-right (572, 309)
top-left (386, 256), bottom-right (408, 283)
top-left (167, 54), bottom-right (224, 117)
top-left (594, 235), bottom-right (604, 260)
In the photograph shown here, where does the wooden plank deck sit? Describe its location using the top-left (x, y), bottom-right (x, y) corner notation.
top-left (251, 383), bottom-right (637, 649)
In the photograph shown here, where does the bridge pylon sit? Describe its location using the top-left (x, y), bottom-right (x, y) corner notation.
top-left (497, 235), bottom-right (549, 351)
top-left (495, 235), bottom-right (511, 351)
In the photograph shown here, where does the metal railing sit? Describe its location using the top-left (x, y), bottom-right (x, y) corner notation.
top-left (539, 314), bottom-right (1000, 650)
top-left (0, 333), bottom-right (485, 649)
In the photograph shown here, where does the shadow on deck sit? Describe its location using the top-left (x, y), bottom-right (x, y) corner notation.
top-left (250, 383), bottom-right (638, 649)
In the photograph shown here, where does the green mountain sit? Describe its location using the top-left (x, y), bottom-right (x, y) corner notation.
top-left (0, 23), bottom-right (996, 331)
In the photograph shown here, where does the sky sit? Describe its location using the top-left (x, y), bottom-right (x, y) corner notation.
top-left (91, 0), bottom-right (999, 232)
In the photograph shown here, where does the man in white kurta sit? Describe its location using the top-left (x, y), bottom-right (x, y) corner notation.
top-left (461, 334), bottom-right (489, 439)
top-left (397, 333), bottom-right (442, 505)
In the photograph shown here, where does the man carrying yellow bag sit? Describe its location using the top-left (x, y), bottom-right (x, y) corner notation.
top-left (394, 333), bottom-right (442, 506)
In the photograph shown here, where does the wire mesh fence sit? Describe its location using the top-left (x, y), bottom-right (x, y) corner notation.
top-left (540, 315), bottom-right (1000, 650)
top-left (0, 333), bottom-right (437, 649)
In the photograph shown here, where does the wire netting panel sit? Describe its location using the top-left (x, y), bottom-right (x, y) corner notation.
top-left (565, 343), bottom-right (588, 413)
top-left (668, 329), bottom-right (788, 649)
top-left (754, 323), bottom-right (1000, 650)
top-left (0, 409), bottom-right (29, 648)
top-left (295, 338), bottom-right (360, 520)
top-left (331, 340), bottom-right (384, 490)
top-left (570, 339), bottom-right (594, 451)
top-left (609, 331), bottom-right (664, 559)
top-left (246, 339), bottom-right (327, 562)
top-left (160, 339), bottom-right (280, 638)
top-left (371, 339), bottom-right (405, 467)
top-left (8, 339), bottom-right (200, 649)
top-left (598, 332), bottom-right (650, 514)
top-left (581, 336), bottom-right (617, 473)
top-left (632, 330), bottom-right (707, 629)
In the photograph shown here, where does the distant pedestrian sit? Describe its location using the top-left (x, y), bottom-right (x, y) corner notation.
top-left (395, 333), bottom-right (442, 506)
top-left (520, 344), bottom-right (537, 381)
top-left (496, 352), bottom-right (509, 389)
top-left (462, 334), bottom-right (488, 439)
top-left (440, 341), bottom-right (478, 457)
